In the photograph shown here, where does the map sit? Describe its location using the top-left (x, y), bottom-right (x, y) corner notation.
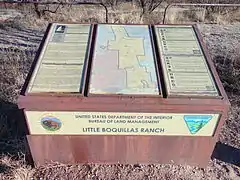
top-left (155, 25), bottom-right (219, 97)
top-left (89, 24), bottom-right (160, 95)
top-left (28, 24), bottom-right (91, 93)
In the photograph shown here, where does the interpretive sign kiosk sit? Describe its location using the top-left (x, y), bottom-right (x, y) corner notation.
top-left (18, 23), bottom-right (230, 167)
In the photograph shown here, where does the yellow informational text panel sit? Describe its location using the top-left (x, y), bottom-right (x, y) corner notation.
top-left (25, 111), bottom-right (220, 136)
top-left (154, 25), bottom-right (219, 97)
top-left (27, 23), bottom-right (91, 93)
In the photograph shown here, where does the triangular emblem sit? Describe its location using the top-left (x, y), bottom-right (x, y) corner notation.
top-left (56, 26), bottom-right (62, 31)
top-left (55, 25), bottom-right (66, 33)
top-left (184, 115), bottom-right (212, 134)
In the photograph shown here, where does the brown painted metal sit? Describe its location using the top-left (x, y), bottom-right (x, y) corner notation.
top-left (27, 135), bottom-right (216, 167)
top-left (25, 110), bottom-right (229, 167)
top-left (18, 23), bottom-right (231, 167)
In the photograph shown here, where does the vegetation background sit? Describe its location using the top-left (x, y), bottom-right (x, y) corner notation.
top-left (0, 0), bottom-right (240, 179)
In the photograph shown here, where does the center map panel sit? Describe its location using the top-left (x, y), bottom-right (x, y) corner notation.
top-left (89, 24), bottom-right (160, 95)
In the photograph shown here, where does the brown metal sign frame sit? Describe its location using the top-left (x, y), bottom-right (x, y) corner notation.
top-left (17, 23), bottom-right (231, 167)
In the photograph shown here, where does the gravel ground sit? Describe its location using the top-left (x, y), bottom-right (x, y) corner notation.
top-left (0, 18), bottom-right (240, 179)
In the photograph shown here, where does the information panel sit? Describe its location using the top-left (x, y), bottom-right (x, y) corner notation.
top-left (89, 24), bottom-right (160, 95)
top-left (25, 111), bottom-right (220, 136)
top-left (27, 23), bottom-right (91, 93)
top-left (155, 25), bottom-right (219, 97)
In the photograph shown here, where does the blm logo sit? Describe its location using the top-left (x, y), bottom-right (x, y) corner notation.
top-left (55, 25), bottom-right (66, 33)
top-left (52, 25), bottom-right (67, 42)
top-left (184, 115), bottom-right (212, 134)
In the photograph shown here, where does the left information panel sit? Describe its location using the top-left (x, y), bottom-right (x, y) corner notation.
top-left (27, 23), bottom-right (92, 93)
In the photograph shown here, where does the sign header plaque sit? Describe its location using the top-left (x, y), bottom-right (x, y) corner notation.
top-left (25, 111), bottom-right (220, 136)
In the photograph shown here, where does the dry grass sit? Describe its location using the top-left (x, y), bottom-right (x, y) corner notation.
top-left (0, 154), bottom-right (34, 180)
top-left (0, 1), bottom-right (240, 180)
top-left (214, 47), bottom-right (240, 94)
top-left (0, 50), bottom-right (31, 103)
top-left (165, 6), bottom-right (240, 24)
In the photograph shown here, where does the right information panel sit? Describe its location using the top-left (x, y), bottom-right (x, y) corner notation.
top-left (154, 25), bottom-right (220, 97)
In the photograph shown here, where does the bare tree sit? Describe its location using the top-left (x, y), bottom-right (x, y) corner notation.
top-left (101, 0), bottom-right (119, 10)
top-left (34, 3), bottom-right (61, 18)
top-left (136, 0), bottom-right (165, 17)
